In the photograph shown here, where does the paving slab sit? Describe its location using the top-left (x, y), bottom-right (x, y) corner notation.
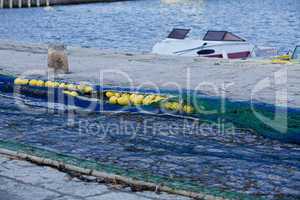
top-left (0, 154), bottom-right (192, 200)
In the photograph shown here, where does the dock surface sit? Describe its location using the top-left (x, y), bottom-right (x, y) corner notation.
top-left (0, 153), bottom-right (190, 200)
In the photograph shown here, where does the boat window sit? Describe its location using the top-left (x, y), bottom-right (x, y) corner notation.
top-left (292, 46), bottom-right (300, 59)
top-left (197, 49), bottom-right (215, 55)
top-left (167, 28), bottom-right (190, 39)
top-left (203, 31), bottom-right (245, 41)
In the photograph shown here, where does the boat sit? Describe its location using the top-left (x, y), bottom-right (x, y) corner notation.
top-left (0, 73), bottom-right (299, 144)
top-left (152, 29), bottom-right (276, 59)
top-left (272, 45), bottom-right (300, 64)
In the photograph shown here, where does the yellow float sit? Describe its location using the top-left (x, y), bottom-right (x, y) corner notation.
top-left (183, 105), bottom-right (194, 113)
top-left (63, 90), bottom-right (78, 97)
top-left (45, 81), bottom-right (59, 88)
top-left (14, 78), bottom-right (29, 85)
top-left (45, 81), bottom-right (52, 87)
top-left (109, 96), bottom-right (118, 104)
top-left (117, 95), bottom-right (130, 106)
top-left (142, 95), bottom-right (155, 105)
top-left (129, 93), bottom-right (137, 102)
top-left (170, 102), bottom-right (182, 111)
top-left (132, 94), bottom-right (144, 105)
top-left (114, 92), bottom-right (121, 97)
top-left (163, 102), bottom-right (173, 110)
top-left (70, 91), bottom-right (78, 96)
top-left (78, 85), bottom-right (93, 93)
top-left (105, 91), bottom-right (115, 98)
top-left (67, 84), bottom-right (77, 91)
top-left (36, 80), bottom-right (45, 87)
top-left (29, 79), bottom-right (38, 86)
top-left (59, 83), bottom-right (67, 89)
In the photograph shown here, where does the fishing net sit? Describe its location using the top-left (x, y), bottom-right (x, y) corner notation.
top-left (0, 139), bottom-right (263, 200)
top-left (0, 72), bottom-right (299, 199)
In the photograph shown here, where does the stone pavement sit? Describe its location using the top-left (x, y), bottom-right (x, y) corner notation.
top-left (0, 154), bottom-right (191, 200)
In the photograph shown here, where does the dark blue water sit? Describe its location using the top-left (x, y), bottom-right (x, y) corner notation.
top-left (0, 0), bottom-right (299, 53)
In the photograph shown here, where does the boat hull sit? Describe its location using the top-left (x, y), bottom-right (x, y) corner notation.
top-left (152, 39), bottom-right (254, 59)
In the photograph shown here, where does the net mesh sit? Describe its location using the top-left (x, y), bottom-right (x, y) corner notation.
top-left (0, 139), bottom-right (263, 200)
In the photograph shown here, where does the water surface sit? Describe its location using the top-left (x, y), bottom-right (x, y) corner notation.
top-left (0, 0), bottom-right (299, 53)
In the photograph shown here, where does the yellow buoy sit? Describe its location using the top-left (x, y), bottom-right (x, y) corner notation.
top-left (76, 84), bottom-right (93, 93)
top-left (23, 79), bottom-right (29, 84)
top-left (171, 102), bottom-right (182, 111)
top-left (142, 95), bottom-right (155, 105)
top-left (106, 91), bottom-right (115, 98)
top-left (142, 98), bottom-right (151, 105)
top-left (83, 86), bottom-right (93, 93)
top-left (63, 91), bottom-right (78, 97)
top-left (52, 82), bottom-right (60, 87)
top-left (14, 78), bottom-right (21, 85)
top-left (121, 93), bottom-right (130, 97)
top-left (67, 84), bottom-right (77, 91)
top-left (183, 105), bottom-right (194, 113)
top-left (129, 93), bottom-right (137, 103)
top-left (117, 96), bottom-right (130, 106)
top-left (114, 92), bottom-right (121, 97)
top-left (59, 83), bottom-right (67, 89)
top-left (76, 84), bottom-right (84, 91)
top-left (45, 81), bottom-right (52, 87)
top-left (14, 78), bottom-right (27, 85)
top-left (21, 79), bottom-right (29, 85)
top-left (133, 95), bottom-right (144, 105)
top-left (70, 91), bottom-right (78, 97)
top-left (29, 79), bottom-right (38, 86)
top-left (36, 80), bottom-right (45, 87)
top-left (45, 81), bottom-right (58, 88)
top-left (109, 96), bottom-right (118, 104)
top-left (162, 102), bottom-right (172, 110)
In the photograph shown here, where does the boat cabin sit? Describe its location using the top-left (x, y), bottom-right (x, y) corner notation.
top-left (167, 29), bottom-right (246, 42)
top-left (167, 28), bottom-right (190, 39)
top-left (203, 31), bottom-right (246, 42)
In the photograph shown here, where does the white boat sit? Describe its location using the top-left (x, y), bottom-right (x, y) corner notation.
top-left (152, 29), bottom-right (275, 59)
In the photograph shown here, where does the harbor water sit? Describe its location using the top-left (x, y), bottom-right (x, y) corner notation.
top-left (0, 0), bottom-right (300, 199)
top-left (0, 0), bottom-right (299, 53)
